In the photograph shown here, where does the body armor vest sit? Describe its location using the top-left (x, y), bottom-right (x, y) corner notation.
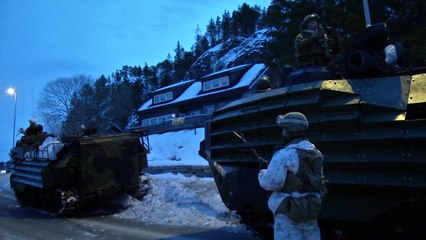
top-left (294, 30), bottom-right (331, 67)
top-left (280, 147), bottom-right (323, 193)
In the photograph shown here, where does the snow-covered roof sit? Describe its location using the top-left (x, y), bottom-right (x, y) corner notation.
top-left (138, 63), bottom-right (266, 112)
top-left (152, 80), bottom-right (195, 94)
top-left (201, 63), bottom-right (252, 79)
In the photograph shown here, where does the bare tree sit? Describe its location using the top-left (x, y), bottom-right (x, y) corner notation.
top-left (37, 75), bottom-right (92, 136)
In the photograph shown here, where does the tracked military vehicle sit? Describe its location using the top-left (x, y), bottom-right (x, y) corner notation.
top-left (9, 130), bottom-right (149, 215)
top-left (199, 23), bottom-right (426, 239)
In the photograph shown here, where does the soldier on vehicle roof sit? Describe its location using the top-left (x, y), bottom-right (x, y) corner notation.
top-left (294, 13), bottom-right (333, 68)
top-left (20, 119), bottom-right (43, 136)
top-left (17, 119), bottom-right (44, 146)
top-left (79, 124), bottom-right (97, 137)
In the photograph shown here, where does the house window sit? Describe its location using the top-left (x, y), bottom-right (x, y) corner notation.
top-left (142, 119), bottom-right (150, 127)
top-left (203, 76), bottom-right (229, 91)
top-left (158, 116), bottom-right (166, 123)
top-left (153, 91), bottom-right (173, 104)
top-left (150, 118), bottom-right (158, 125)
top-left (141, 114), bottom-right (177, 126)
top-left (203, 81), bottom-right (212, 91)
top-left (206, 106), bottom-right (215, 114)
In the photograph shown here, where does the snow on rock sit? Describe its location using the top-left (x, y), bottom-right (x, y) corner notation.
top-left (115, 173), bottom-right (245, 229)
top-left (188, 28), bottom-right (273, 79)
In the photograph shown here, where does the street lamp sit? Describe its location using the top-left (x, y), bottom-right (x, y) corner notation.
top-left (6, 88), bottom-right (17, 147)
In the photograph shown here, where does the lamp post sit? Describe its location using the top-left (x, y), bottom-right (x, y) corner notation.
top-left (6, 88), bottom-right (17, 147)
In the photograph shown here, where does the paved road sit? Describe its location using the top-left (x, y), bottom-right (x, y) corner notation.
top-left (0, 191), bottom-right (259, 240)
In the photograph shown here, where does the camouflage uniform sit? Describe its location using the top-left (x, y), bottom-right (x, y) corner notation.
top-left (294, 14), bottom-right (332, 68)
top-left (275, 213), bottom-right (321, 239)
top-left (258, 112), bottom-right (323, 240)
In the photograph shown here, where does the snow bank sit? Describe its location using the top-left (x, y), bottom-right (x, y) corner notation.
top-left (0, 172), bottom-right (246, 231)
top-left (0, 173), bottom-right (11, 193)
top-left (115, 173), bottom-right (245, 229)
top-left (147, 128), bottom-right (208, 166)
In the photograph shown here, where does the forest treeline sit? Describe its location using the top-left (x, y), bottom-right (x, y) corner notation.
top-left (38, 0), bottom-right (426, 136)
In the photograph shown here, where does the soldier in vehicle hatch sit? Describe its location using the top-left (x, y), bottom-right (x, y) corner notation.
top-left (20, 119), bottom-right (43, 136)
top-left (18, 119), bottom-right (44, 146)
top-left (19, 119), bottom-right (43, 137)
top-left (294, 13), bottom-right (333, 68)
top-left (258, 112), bottom-right (325, 240)
top-left (79, 125), bottom-right (97, 137)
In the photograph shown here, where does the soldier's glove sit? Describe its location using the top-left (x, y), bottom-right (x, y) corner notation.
top-left (311, 30), bottom-right (325, 40)
top-left (258, 157), bottom-right (268, 169)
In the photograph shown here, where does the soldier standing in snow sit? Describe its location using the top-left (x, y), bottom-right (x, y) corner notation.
top-left (258, 112), bottom-right (324, 240)
top-left (294, 13), bottom-right (332, 68)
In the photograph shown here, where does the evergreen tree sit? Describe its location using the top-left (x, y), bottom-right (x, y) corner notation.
top-left (192, 25), bottom-right (209, 58)
top-left (221, 10), bottom-right (232, 42)
top-left (174, 42), bottom-right (184, 78)
top-left (131, 65), bottom-right (143, 77)
top-left (230, 10), bottom-right (240, 37)
top-left (174, 41), bottom-right (185, 62)
top-left (255, 5), bottom-right (267, 29)
top-left (62, 84), bottom-right (97, 136)
top-left (112, 70), bottom-right (121, 82)
top-left (158, 55), bottom-right (174, 87)
top-left (236, 3), bottom-right (261, 36)
top-left (131, 65), bottom-right (147, 108)
top-left (143, 63), bottom-right (159, 91)
top-left (215, 16), bottom-right (222, 42)
top-left (206, 18), bottom-right (218, 46)
top-left (108, 82), bottom-right (134, 128)
top-left (92, 75), bottom-right (111, 130)
top-left (183, 51), bottom-right (195, 79)
top-left (174, 41), bottom-right (189, 81)
top-left (192, 32), bottom-right (210, 59)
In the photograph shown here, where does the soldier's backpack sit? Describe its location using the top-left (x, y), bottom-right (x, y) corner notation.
top-left (277, 147), bottom-right (327, 222)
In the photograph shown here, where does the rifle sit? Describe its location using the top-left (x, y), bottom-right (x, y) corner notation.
top-left (233, 131), bottom-right (268, 166)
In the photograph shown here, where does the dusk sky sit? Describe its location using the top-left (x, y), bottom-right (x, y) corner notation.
top-left (0, 0), bottom-right (270, 162)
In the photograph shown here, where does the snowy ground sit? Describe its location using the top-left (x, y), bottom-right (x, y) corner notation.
top-left (0, 172), bottom-right (11, 194)
top-left (0, 128), bottom-right (253, 234)
top-left (114, 173), bottom-right (245, 230)
top-left (146, 128), bottom-right (208, 166)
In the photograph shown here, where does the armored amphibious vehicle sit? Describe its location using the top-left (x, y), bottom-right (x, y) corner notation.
top-left (9, 130), bottom-right (149, 215)
top-left (199, 23), bottom-right (426, 239)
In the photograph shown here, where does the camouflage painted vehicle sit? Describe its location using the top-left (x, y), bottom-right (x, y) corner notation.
top-left (199, 24), bottom-right (426, 239)
top-left (9, 130), bottom-right (149, 215)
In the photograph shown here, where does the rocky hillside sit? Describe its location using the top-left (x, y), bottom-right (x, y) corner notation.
top-left (187, 28), bottom-right (273, 79)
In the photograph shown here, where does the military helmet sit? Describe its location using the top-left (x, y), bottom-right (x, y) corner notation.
top-left (301, 13), bottom-right (320, 29)
top-left (254, 76), bottom-right (271, 90)
top-left (276, 112), bottom-right (309, 132)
